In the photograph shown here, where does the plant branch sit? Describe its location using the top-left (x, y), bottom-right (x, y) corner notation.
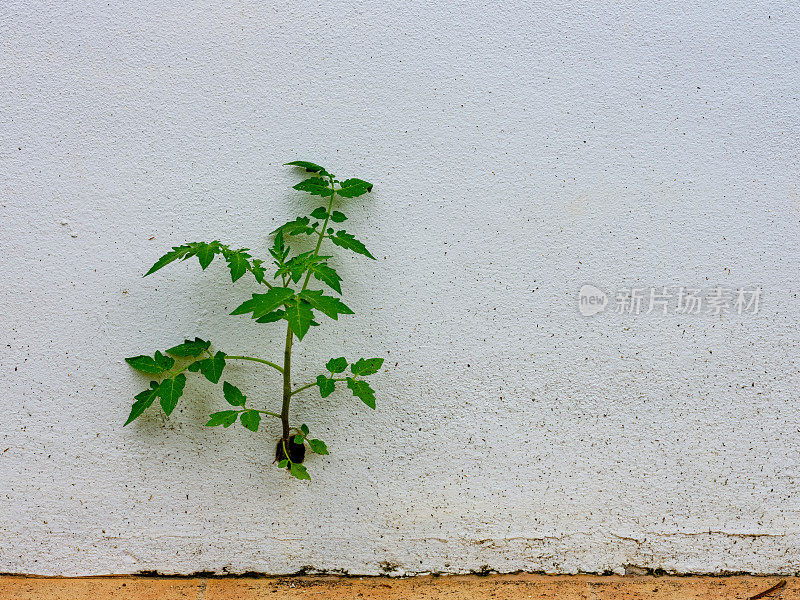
top-left (290, 382), bottom-right (316, 396)
top-left (225, 355), bottom-right (283, 373)
top-left (256, 409), bottom-right (283, 419)
top-left (291, 377), bottom-right (347, 396)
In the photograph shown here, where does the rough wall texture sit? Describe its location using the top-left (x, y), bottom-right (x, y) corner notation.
top-left (2, 0), bottom-right (800, 577)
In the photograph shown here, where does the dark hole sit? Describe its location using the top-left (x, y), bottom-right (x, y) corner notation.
top-left (275, 438), bottom-right (306, 465)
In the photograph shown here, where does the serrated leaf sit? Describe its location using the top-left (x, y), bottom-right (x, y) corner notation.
top-left (290, 462), bottom-right (311, 480)
top-left (337, 178), bottom-right (373, 198)
top-left (125, 351), bottom-right (174, 375)
top-left (276, 252), bottom-right (331, 284)
top-left (330, 211), bottom-right (347, 223)
top-left (294, 177), bottom-right (333, 197)
top-left (311, 263), bottom-right (342, 294)
top-left (285, 160), bottom-right (328, 175)
top-left (347, 377), bottom-right (376, 409)
top-left (308, 439), bottom-right (329, 455)
top-left (278, 459), bottom-right (289, 469)
top-left (196, 241), bottom-right (219, 270)
top-left (223, 249), bottom-right (251, 282)
top-left (158, 373), bottom-right (186, 416)
top-left (206, 410), bottom-right (239, 427)
top-left (329, 230), bottom-right (376, 260)
top-left (298, 289), bottom-right (354, 320)
top-left (326, 357), bottom-right (348, 373)
top-left (300, 424), bottom-right (309, 435)
top-left (189, 351), bottom-right (226, 384)
top-left (231, 287), bottom-right (295, 318)
top-left (222, 381), bottom-right (246, 406)
top-left (269, 231), bottom-right (287, 259)
top-left (271, 216), bottom-right (315, 237)
top-left (310, 206), bottom-right (328, 219)
top-left (124, 382), bottom-right (160, 426)
top-left (350, 357), bottom-right (384, 376)
top-left (284, 297), bottom-right (314, 340)
top-left (240, 410), bottom-right (261, 432)
top-left (316, 374), bottom-right (335, 398)
top-left (145, 245), bottom-right (196, 276)
top-left (249, 259), bottom-right (266, 284)
top-left (293, 434), bottom-right (304, 444)
top-left (166, 338), bottom-right (211, 357)
top-left (255, 309), bottom-right (285, 324)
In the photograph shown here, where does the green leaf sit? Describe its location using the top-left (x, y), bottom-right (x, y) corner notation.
top-left (347, 377), bottom-right (376, 409)
top-left (240, 410), bottom-right (261, 432)
top-left (145, 244), bottom-right (196, 276)
top-left (223, 249), bottom-right (251, 282)
top-left (310, 206), bottom-right (328, 219)
top-left (206, 410), bottom-right (239, 427)
top-left (145, 241), bottom-right (229, 274)
top-left (326, 357), bottom-right (348, 373)
top-left (330, 210), bottom-right (347, 223)
top-left (284, 297), bottom-right (314, 340)
top-left (276, 252), bottom-right (331, 284)
top-left (290, 462), bottom-right (311, 480)
top-left (223, 381), bottom-right (246, 406)
top-left (249, 259), bottom-right (266, 284)
top-left (316, 374), bottom-right (335, 398)
top-left (166, 338), bottom-right (211, 357)
top-left (337, 178), bottom-right (373, 198)
top-left (308, 439), bottom-right (329, 455)
top-left (158, 373), bottom-right (187, 416)
top-left (285, 160), bottom-right (328, 175)
top-left (294, 177), bottom-right (333, 197)
top-left (269, 231), bottom-right (288, 261)
top-left (300, 424), bottom-right (309, 435)
top-left (298, 289), bottom-right (354, 320)
top-left (125, 351), bottom-right (174, 375)
top-left (293, 434), bottom-right (304, 444)
top-left (255, 309), bottom-right (285, 324)
top-left (351, 357), bottom-right (384, 376)
top-left (271, 216), bottom-right (315, 237)
top-left (205, 351), bottom-right (227, 384)
top-left (124, 382), bottom-right (160, 426)
top-left (310, 263), bottom-right (342, 294)
top-left (196, 241), bottom-right (220, 270)
top-left (188, 351), bottom-right (226, 384)
top-left (231, 287), bottom-right (295, 318)
top-left (277, 459), bottom-right (289, 469)
top-left (329, 230), bottom-right (376, 260)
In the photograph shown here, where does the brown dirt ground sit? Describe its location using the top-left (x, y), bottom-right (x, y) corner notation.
top-left (0, 574), bottom-right (797, 600)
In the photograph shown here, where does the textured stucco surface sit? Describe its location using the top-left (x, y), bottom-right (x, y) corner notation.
top-left (2, 0), bottom-right (800, 577)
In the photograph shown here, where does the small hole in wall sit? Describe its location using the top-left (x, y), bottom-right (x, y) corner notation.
top-left (275, 438), bottom-right (306, 465)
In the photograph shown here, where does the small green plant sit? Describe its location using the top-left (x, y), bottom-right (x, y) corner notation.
top-left (123, 161), bottom-right (383, 480)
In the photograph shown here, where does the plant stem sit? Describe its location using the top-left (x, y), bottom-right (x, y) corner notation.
top-left (280, 176), bottom-right (336, 448)
top-left (225, 355), bottom-right (283, 373)
top-left (280, 322), bottom-right (293, 441)
top-left (300, 176), bottom-right (336, 293)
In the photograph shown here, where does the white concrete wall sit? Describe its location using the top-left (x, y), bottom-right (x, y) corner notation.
top-left (2, 0), bottom-right (799, 576)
